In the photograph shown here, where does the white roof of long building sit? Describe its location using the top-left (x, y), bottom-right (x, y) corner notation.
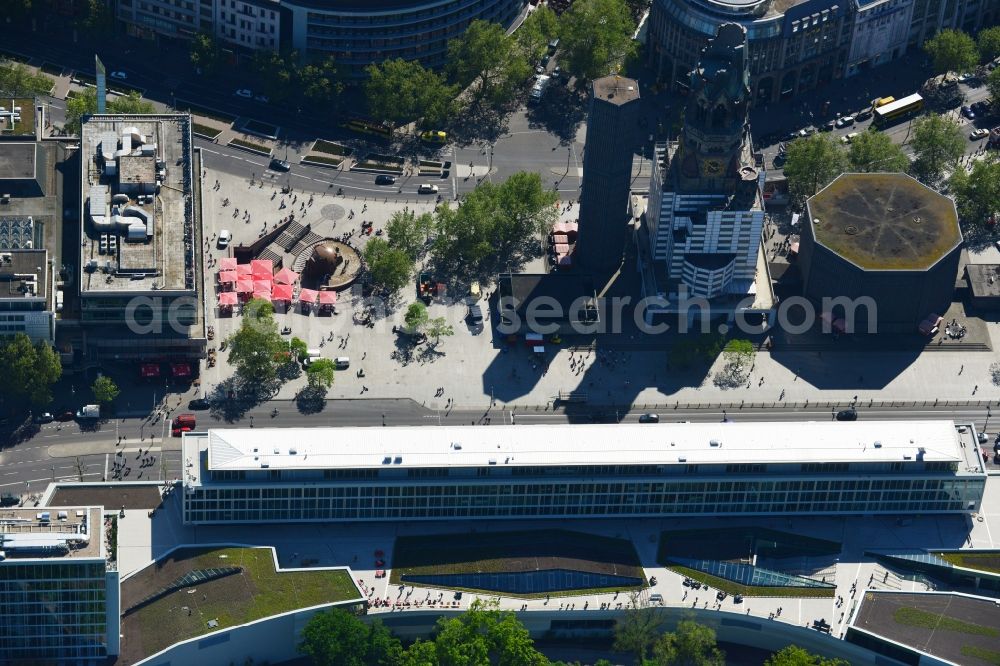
top-left (184, 421), bottom-right (979, 477)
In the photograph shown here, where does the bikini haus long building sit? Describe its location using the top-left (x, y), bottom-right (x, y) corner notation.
top-left (181, 421), bottom-right (986, 524)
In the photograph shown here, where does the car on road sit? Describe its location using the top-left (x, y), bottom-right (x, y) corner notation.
top-left (188, 398), bottom-right (210, 410)
top-left (798, 126), bottom-right (817, 137)
top-left (840, 131), bottom-right (860, 144)
top-left (835, 115), bottom-right (856, 128)
top-left (420, 130), bottom-right (447, 144)
top-left (234, 88), bottom-right (253, 98)
top-left (254, 94), bottom-right (269, 103)
top-left (772, 153), bottom-right (786, 167)
top-left (638, 413), bottom-right (660, 423)
top-left (217, 229), bottom-right (232, 248)
top-left (958, 72), bottom-right (973, 82)
top-left (55, 410), bottom-right (74, 422)
top-left (268, 158), bottom-right (291, 172)
top-left (541, 54), bottom-right (551, 67)
top-left (32, 412), bottom-right (53, 424)
top-left (535, 64), bottom-right (545, 75)
top-left (971, 128), bottom-right (990, 139)
top-left (836, 409), bottom-right (858, 421)
top-left (821, 120), bottom-right (836, 131)
top-left (961, 106), bottom-right (976, 119)
top-left (418, 183), bottom-right (439, 194)
top-left (855, 108), bottom-right (873, 121)
top-left (375, 174), bottom-right (396, 185)
top-left (110, 71), bottom-right (127, 80)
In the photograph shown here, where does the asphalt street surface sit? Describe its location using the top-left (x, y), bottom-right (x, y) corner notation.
top-left (3, 402), bottom-right (998, 495)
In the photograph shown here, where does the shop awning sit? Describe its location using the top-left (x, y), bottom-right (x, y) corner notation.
top-left (272, 283), bottom-right (293, 301)
top-left (236, 264), bottom-right (253, 277)
top-left (273, 267), bottom-right (299, 285)
top-left (236, 279), bottom-right (254, 293)
top-left (171, 362), bottom-right (191, 378)
top-left (251, 259), bottom-right (274, 278)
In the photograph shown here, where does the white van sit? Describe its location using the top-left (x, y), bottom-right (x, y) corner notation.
top-left (840, 132), bottom-right (860, 144)
top-left (649, 593), bottom-right (664, 604)
top-left (418, 184), bottom-right (439, 194)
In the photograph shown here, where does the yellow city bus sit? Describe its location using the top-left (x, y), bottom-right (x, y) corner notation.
top-left (338, 116), bottom-right (393, 140)
top-left (873, 93), bottom-right (924, 126)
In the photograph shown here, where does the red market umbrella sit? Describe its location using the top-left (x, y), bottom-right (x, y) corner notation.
top-left (219, 291), bottom-right (238, 306)
top-left (319, 290), bottom-right (338, 305)
top-left (236, 279), bottom-right (253, 293)
top-left (218, 270), bottom-right (237, 283)
top-left (272, 283), bottom-right (293, 301)
top-left (236, 264), bottom-right (253, 277)
top-left (298, 288), bottom-right (318, 304)
top-left (274, 267), bottom-right (299, 285)
top-left (219, 257), bottom-right (238, 270)
top-left (251, 259), bottom-right (274, 278)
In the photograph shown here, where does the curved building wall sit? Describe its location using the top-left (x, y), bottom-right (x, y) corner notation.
top-left (647, 0), bottom-right (850, 103)
top-left (287, 0), bottom-right (526, 77)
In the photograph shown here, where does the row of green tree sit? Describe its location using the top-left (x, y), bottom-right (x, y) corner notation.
top-left (781, 114), bottom-right (1000, 227)
top-left (299, 602), bottom-right (846, 666)
top-left (363, 171), bottom-right (558, 299)
top-left (0, 60), bottom-right (55, 98)
top-left (188, 0), bottom-right (638, 128)
top-left (922, 26), bottom-right (1000, 76)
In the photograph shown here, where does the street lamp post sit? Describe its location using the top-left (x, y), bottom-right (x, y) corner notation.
top-left (985, 406), bottom-right (992, 432)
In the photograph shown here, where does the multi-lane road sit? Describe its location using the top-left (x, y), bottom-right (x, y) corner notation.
top-left (3, 402), bottom-right (998, 496)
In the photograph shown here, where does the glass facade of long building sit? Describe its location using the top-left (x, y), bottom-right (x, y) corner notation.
top-left (182, 422), bottom-right (987, 524)
top-left (0, 507), bottom-right (119, 663)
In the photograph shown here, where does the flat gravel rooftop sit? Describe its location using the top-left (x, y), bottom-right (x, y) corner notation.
top-left (807, 173), bottom-right (960, 271)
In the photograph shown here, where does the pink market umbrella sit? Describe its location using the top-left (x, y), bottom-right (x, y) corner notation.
top-left (274, 267), bottom-right (299, 285)
top-left (219, 291), bottom-right (238, 306)
top-left (251, 259), bottom-right (274, 278)
top-left (298, 288), bottom-right (318, 304)
top-left (218, 270), bottom-right (237, 283)
top-left (253, 287), bottom-right (272, 300)
top-left (272, 283), bottom-right (294, 301)
top-left (236, 264), bottom-right (253, 277)
top-left (236, 279), bottom-right (254, 293)
top-left (219, 257), bottom-right (238, 270)
top-left (253, 279), bottom-right (272, 293)
top-left (563, 221), bottom-right (579, 232)
top-left (319, 290), bottom-right (338, 305)
top-left (552, 221), bottom-right (569, 234)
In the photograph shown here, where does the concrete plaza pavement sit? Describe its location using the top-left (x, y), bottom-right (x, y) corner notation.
top-left (198, 165), bottom-right (1000, 413)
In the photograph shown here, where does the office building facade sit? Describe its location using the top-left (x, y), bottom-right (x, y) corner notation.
top-left (576, 75), bottom-right (641, 277)
top-left (0, 507), bottom-right (120, 663)
top-left (646, 0), bottom-right (1000, 103)
top-left (117, 0), bottom-right (526, 76)
top-left (182, 421), bottom-right (987, 524)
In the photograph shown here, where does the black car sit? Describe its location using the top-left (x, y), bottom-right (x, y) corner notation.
top-left (188, 398), bottom-right (211, 410)
top-left (855, 108), bottom-right (873, 121)
top-left (961, 106), bottom-right (976, 119)
top-left (0, 494), bottom-right (19, 507)
top-left (836, 409), bottom-right (858, 421)
top-left (375, 175), bottom-right (396, 185)
top-left (268, 158), bottom-right (291, 172)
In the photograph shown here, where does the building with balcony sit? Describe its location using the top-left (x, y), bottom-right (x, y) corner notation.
top-left (79, 115), bottom-right (206, 362)
top-left (0, 506), bottom-right (120, 663)
top-left (181, 420), bottom-right (987, 524)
